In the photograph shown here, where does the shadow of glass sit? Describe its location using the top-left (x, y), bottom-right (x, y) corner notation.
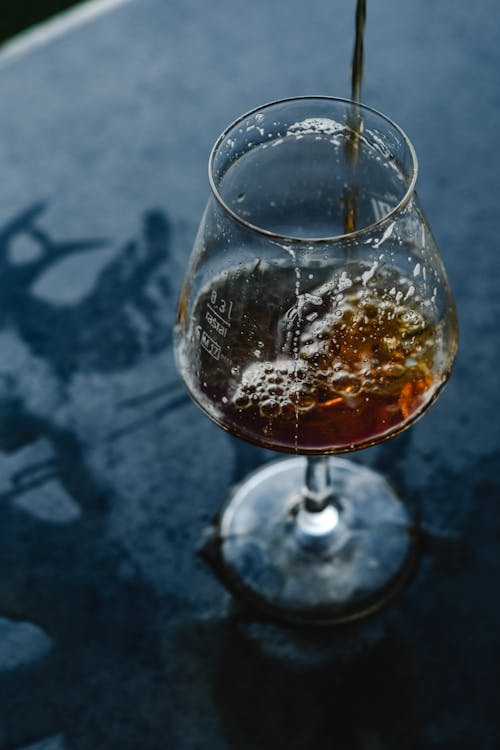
top-left (171, 611), bottom-right (423, 750)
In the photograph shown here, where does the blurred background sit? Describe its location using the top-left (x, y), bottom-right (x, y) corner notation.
top-left (1, 0), bottom-right (82, 45)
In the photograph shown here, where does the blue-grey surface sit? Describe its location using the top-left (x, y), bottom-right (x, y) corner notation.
top-left (0, 0), bottom-right (499, 747)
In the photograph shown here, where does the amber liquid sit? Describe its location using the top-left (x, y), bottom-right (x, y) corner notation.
top-left (179, 263), bottom-right (449, 454)
top-left (344, 0), bottom-right (366, 234)
top-left (343, 0), bottom-right (367, 233)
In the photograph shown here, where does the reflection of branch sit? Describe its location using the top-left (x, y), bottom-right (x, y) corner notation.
top-left (0, 201), bottom-right (109, 283)
top-left (0, 204), bottom-right (172, 383)
top-left (118, 384), bottom-right (173, 409)
top-left (0, 204), bottom-right (182, 748)
top-left (0, 201), bottom-right (47, 243)
top-left (0, 464), bottom-right (57, 502)
top-left (26, 229), bottom-right (109, 268)
top-left (12, 458), bottom-right (57, 488)
top-left (108, 389), bottom-right (189, 442)
top-left (0, 383), bottom-right (188, 513)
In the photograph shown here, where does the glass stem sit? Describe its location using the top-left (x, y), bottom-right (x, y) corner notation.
top-left (303, 456), bottom-right (335, 512)
top-left (296, 457), bottom-right (340, 540)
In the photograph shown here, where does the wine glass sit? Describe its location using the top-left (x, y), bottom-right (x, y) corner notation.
top-left (175, 96), bottom-right (457, 625)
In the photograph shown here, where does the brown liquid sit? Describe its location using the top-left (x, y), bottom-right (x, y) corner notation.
top-left (179, 264), bottom-right (448, 454)
top-left (351, 0), bottom-right (367, 104)
top-left (343, 0), bottom-right (367, 234)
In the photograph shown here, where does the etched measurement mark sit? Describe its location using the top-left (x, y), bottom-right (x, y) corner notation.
top-left (371, 198), bottom-right (393, 222)
top-left (206, 304), bottom-right (229, 336)
top-left (200, 329), bottom-right (221, 360)
top-left (210, 289), bottom-right (234, 321)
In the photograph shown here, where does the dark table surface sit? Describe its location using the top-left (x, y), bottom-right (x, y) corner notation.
top-left (0, 0), bottom-right (499, 748)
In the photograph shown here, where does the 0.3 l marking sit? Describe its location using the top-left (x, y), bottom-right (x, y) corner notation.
top-left (210, 289), bottom-right (233, 321)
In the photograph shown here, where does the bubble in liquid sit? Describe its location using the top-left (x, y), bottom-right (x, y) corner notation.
top-left (280, 402), bottom-right (297, 421)
top-left (331, 372), bottom-right (361, 395)
top-left (290, 390), bottom-right (316, 411)
top-left (382, 363), bottom-right (406, 379)
top-left (259, 399), bottom-right (282, 418)
top-left (235, 394), bottom-right (251, 409)
top-left (268, 386), bottom-right (284, 397)
top-left (400, 309), bottom-right (426, 335)
top-left (363, 303), bottom-right (378, 319)
top-left (383, 336), bottom-right (399, 352)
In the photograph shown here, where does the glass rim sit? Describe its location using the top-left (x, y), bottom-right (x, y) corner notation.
top-left (208, 95), bottom-right (419, 245)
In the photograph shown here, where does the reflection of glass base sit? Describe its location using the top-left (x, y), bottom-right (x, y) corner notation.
top-left (200, 457), bottom-right (418, 626)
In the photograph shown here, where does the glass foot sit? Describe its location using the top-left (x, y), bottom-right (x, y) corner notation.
top-left (200, 457), bottom-right (418, 625)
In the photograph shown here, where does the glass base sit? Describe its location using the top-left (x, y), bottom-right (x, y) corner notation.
top-left (200, 457), bottom-right (418, 626)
